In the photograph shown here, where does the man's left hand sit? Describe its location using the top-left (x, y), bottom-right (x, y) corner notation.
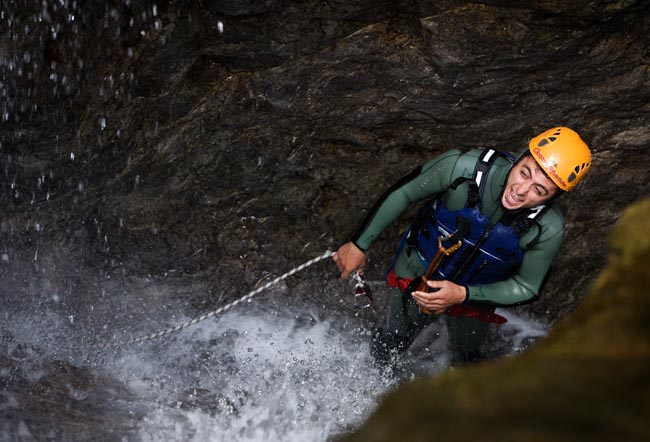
top-left (411, 280), bottom-right (467, 315)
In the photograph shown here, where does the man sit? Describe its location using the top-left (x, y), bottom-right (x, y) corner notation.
top-left (333, 127), bottom-right (592, 365)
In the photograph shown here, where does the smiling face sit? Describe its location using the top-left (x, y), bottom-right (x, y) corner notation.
top-left (501, 155), bottom-right (560, 210)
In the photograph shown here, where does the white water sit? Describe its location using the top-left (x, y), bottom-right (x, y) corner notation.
top-left (1, 279), bottom-right (549, 442)
top-left (497, 308), bottom-right (548, 353)
top-left (105, 308), bottom-right (395, 442)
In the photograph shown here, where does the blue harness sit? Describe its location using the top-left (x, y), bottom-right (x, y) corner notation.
top-left (395, 149), bottom-right (549, 286)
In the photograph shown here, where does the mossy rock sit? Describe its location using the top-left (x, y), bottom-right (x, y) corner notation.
top-left (340, 198), bottom-right (650, 442)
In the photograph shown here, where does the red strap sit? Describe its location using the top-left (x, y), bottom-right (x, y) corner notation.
top-left (386, 269), bottom-right (413, 293)
top-left (445, 304), bottom-right (508, 324)
top-left (386, 269), bottom-right (507, 324)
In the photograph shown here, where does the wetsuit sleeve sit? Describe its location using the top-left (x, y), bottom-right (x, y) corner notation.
top-left (466, 218), bottom-right (565, 306)
top-left (350, 150), bottom-right (465, 252)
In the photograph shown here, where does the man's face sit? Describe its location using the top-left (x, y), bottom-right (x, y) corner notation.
top-left (501, 155), bottom-right (559, 210)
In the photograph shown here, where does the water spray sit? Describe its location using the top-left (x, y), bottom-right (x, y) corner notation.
top-left (93, 250), bottom-right (335, 351)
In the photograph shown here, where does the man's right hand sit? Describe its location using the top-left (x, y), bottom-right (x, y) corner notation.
top-left (332, 242), bottom-right (367, 279)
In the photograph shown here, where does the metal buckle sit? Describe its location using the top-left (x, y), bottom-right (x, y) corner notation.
top-left (351, 270), bottom-right (373, 309)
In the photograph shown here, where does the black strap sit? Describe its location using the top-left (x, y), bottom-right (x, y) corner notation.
top-left (465, 149), bottom-right (500, 208)
top-left (473, 149), bottom-right (499, 196)
top-left (406, 199), bottom-right (439, 248)
top-left (513, 204), bottom-right (551, 248)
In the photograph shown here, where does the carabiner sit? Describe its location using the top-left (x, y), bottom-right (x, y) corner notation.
top-left (351, 270), bottom-right (373, 309)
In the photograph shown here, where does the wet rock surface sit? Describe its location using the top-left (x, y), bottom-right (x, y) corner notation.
top-left (1, 352), bottom-right (143, 441)
top-left (2, 0), bottom-right (649, 317)
top-left (1, 0), bottom-right (649, 440)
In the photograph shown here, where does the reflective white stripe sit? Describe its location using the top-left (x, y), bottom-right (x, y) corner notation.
top-left (477, 246), bottom-right (507, 263)
top-left (438, 225), bottom-right (453, 236)
top-left (483, 149), bottom-right (496, 162)
top-left (475, 150), bottom-right (495, 187)
top-left (475, 170), bottom-right (484, 186)
top-left (528, 204), bottom-right (545, 219)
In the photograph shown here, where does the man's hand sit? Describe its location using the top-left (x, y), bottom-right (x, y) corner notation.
top-left (332, 242), bottom-right (366, 279)
top-left (411, 280), bottom-right (467, 315)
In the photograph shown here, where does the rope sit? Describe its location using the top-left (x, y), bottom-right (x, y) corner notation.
top-left (93, 250), bottom-right (335, 351)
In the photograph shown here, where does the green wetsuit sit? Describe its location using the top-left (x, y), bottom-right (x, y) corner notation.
top-left (351, 149), bottom-right (565, 363)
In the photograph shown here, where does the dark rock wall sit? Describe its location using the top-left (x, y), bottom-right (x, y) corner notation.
top-left (1, 0), bottom-right (649, 324)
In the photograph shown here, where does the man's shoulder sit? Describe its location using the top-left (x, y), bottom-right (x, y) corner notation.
top-left (449, 148), bottom-right (513, 177)
top-left (423, 148), bottom-right (514, 182)
top-left (538, 204), bottom-right (565, 237)
top-left (459, 148), bottom-right (515, 166)
top-left (446, 148), bottom-right (483, 177)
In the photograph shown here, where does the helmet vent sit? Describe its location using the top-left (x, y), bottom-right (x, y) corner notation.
top-left (549, 137), bottom-right (557, 142)
top-left (569, 162), bottom-right (590, 183)
top-left (538, 139), bottom-right (549, 147)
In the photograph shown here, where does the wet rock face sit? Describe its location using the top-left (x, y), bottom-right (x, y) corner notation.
top-left (0, 355), bottom-right (142, 441)
top-left (1, 2), bottom-right (649, 322)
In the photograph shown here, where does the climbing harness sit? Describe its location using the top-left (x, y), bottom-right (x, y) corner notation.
top-left (94, 250), bottom-right (334, 350)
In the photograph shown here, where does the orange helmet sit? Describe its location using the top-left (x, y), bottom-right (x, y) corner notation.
top-left (529, 127), bottom-right (592, 192)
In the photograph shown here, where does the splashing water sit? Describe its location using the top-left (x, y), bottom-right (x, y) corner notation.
top-left (0, 271), bottom-right (548, 441)
top-left (1, 291), bottom-right (396, 441)
top-left (104, 308), bottom-right (394, 442)
top-left (496, 308), bottom-right (548, 353)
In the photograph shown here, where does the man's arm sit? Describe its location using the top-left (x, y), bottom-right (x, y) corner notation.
top-left (351, 149), bottom-right (464, 251)
top-left (467, 219), bottom-right (565, 306)
top-left (334, 149), bottom-right (466, 279)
